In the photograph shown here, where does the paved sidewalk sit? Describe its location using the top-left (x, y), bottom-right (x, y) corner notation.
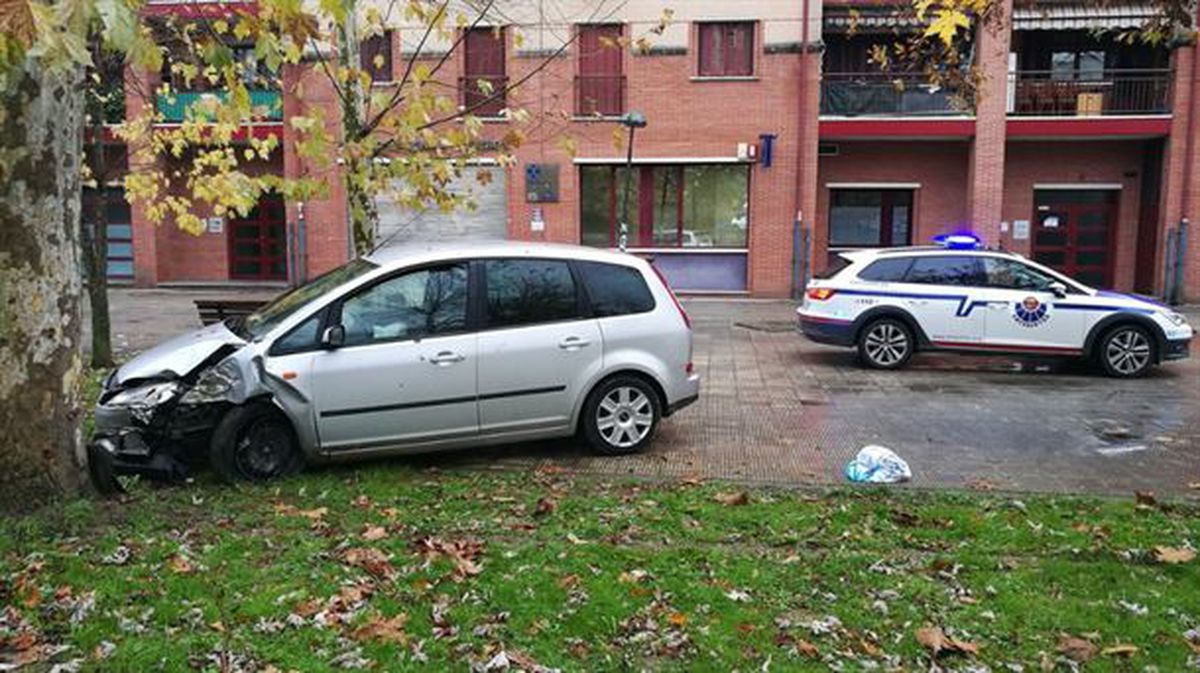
top-left (92, 289), bottom-right (1200, 496)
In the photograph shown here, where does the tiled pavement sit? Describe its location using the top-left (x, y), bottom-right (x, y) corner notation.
top-left (93, 290), bottom-right (1200, 495)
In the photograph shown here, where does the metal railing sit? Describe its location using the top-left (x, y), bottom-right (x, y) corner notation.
top-left (459, 75), bottom-right (508, 117)
top-left (1009, 69), bottom-right (1172, 116)
top-left (574, 74), bottom-right (626, 117)
top-left (820, 72), bottom-right (971, 117)
top-left (155, 90), bottom-right (282, 123)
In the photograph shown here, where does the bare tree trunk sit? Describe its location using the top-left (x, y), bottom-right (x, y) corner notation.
top-left (0, 64), bottom-right (91, 513)
top-left (338, 2), bottom-right (378, 257)
top-left (84, 47), bottom-right (114, 369)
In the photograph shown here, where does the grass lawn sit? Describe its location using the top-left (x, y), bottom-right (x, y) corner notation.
top-left (3, 463), bottom-right (1199, 672)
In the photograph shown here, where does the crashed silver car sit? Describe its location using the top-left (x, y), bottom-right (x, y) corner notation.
top-left (89, 242), bottom-right (700, 491)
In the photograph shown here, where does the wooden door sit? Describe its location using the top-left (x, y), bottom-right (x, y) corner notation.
top-left (228, 195), bottom-right (287, 281)
top-left (1031, 190), bottom-right (1117, 288)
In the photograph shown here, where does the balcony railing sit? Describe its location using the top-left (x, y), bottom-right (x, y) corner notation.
top-left (459, 75), bottom-right (508, 117)
top-left (1009, 69), bottom-right (1172, 116)
top-left (820, 72), bottom-right (970, 117)
top-left (155, 90), bottom-right (282, 123)
top-left (575, 75), bottom-right (626, 117)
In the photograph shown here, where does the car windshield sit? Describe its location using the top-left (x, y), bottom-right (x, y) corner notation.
top-left (231, 259), bottom-right (379, 340)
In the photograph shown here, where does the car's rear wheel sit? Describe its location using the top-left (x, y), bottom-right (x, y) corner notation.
top-left (857, 318), bottom-right (915, 370)
top-left (1098, 324), bottom-right (1155, 378)
top-left (581, 375), bottom-right (661, 456)
top-left (210, 401), bottom-right (304, 482)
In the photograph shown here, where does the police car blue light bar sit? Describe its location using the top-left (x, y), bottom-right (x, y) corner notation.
top-left (932, 233), bottom-right (982, 250)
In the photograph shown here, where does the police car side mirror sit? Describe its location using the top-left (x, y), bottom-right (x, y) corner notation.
top-left (1048, 282), bottom-right (1068, 298)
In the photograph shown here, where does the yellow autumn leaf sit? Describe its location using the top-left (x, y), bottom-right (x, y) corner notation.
top-left (924, 9), bottom-right (971, 46)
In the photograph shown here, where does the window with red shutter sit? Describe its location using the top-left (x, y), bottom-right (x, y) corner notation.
top-left (576, 24), bottom-right (625, 116)
top-left (697, 22), bottom-right (754, 77)
top-left (463, 27), bottom-right (507, 116)
top-left (361, 31), bottom-right (393, 82)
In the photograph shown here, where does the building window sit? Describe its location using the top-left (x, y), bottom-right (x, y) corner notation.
top-left (580, 164), bottom-right (750, 249)
top-left (576, 24), bottom-right (625, 116)
top-left (463, 27), bottom-right (506, 116)
top-left (82, 186), bottom-right (134, 280)
top-left (1051, 50), bottom-right (1105, 81)
top-left (697, 22), bottom-right (754, 77)
top-left (361, 31), bottom-right (393, 82)
top-left (828, 189), bottom-right (913, 249)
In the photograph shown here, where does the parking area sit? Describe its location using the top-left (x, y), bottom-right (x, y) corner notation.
top-left (95, 290), bottom-right (1200, 495)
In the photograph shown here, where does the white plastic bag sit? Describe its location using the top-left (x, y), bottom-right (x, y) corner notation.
top-left (844, 445), bottom-right (912, 483)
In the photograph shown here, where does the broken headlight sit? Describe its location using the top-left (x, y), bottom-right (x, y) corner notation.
top-left (106, 381), bottom-right (182, 409)
top-left (179, 359), bottom-right (242, 405)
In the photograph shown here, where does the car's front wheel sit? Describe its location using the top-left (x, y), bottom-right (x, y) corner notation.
top-left (1097, 324), bottom-right (1155, 378)
top-left (580, 375), bottom-right (661, 456)
top-left (210, 401), bottom-right (304, 482)
top-left (857, 318), bottom-right (915, 370)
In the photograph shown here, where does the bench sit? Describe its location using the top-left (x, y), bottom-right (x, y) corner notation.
top-left (194, 299), bottom-right (267, 326)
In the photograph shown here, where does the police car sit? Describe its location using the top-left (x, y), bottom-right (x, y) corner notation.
top-left (797, 235), bottom-right (1194, 377)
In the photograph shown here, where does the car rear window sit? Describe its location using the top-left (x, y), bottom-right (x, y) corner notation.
top-left (576, 261), bottom-right (655, 317)
top-left (858, 257), bottom-right (913, 282)
top-left (814, 254), bottom-right (853, 280)
top-left (905, 256), bottom-right (986, 286)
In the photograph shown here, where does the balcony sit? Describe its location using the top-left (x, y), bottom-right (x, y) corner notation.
top-left (155, 90), bottom-right (282, 123)
top-left (820, 72), bottom-right (970, 117)
top-left (1009, 69), bottom-right (1172, 116)
top-left (459, 76), bottom-right (508, 117)
top-left (575, 75), bottom-right (626, 117)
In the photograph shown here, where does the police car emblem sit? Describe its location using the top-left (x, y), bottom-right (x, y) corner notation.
top-left (1013, 296), bottom-right (1050, 327)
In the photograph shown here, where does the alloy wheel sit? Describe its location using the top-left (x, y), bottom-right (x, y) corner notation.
top-left (1105, 328), bottom-right (1151, 376)
top-left (864, 323), bottom-right (910, 367)
top-left (233, 417), bottom-right (295, 480)
top-left (596, 386), bottom-right (654, 449)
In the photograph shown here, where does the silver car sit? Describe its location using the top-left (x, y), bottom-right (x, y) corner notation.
top-left (89, 242), bottom-right (700, 489)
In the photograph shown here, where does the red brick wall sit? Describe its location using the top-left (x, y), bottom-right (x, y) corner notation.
top-left (815, 141), bottom-right (971, 268)
top-left (1001, 141), bottom-right (1144, 290)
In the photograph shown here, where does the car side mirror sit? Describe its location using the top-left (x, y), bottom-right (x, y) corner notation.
top-left (320, 324), bottom-right (345, 349)
top-left (1048, 282), bottom-right (1068, 298)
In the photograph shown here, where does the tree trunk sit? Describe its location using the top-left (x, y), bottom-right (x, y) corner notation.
top-left (338, 2), bottom-right (379, 257)
top-left (85, 50), bottom-right (114, 369)
top-left (0, 64), bottom-right (91, 513)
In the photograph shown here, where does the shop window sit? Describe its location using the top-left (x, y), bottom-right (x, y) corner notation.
top-left (361, 31), bottom-right (393, 82)
top-left (580, 164), bottom-right (750, 249)
top-left (828, 189), bottom-right (912, 248)
top-left (697, 22), bottom-right (754, 77)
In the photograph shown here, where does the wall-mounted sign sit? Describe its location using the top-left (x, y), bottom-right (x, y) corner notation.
top-left (525, 163), bottom-right (560, 203)
top-left (530, 207), bottom-right (545, 232)
top-left (1013, 219), bottom-right (1030, 240)
top-left (206, 217), bottom-right (224, 234)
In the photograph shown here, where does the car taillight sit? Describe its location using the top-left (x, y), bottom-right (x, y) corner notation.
top-left (806, 287), bottom-right (837, 301)
top-left (650, 263), bottom-right (692, 330)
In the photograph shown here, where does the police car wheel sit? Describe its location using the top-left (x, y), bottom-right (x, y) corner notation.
top-left (857, 318), bottom-right (914, 370)
top-left (1098, 324), bottom-right (1154, 378)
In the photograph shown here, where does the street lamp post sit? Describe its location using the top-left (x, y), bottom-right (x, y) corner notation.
top-left (618, 111), bottom-right (647, 252)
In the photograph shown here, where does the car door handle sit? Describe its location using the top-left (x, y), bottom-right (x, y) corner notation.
top-left (558, 336), bottom-right (591, 350)
top-left (428, 351), bottom-right (465, 366)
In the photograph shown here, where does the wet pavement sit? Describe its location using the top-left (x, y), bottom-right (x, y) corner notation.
top-left (92, 290), bottom-right (1200, 496)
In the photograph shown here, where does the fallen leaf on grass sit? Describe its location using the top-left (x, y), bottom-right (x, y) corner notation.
top-left (1057, 635), bottom-right (1098, 663)
top-left (533, 496), bottom-right (558, 517)
top-left (1154, 546), bottom-right (1196, 564)
top-left (797, 639), bottom-right (819, 658)
top-left (916, 626), bottom-right (978, 656)
top-left (340, 547), bottom-right (397, 581)
top-left (413, 537), bottom-right (484, 582)
top-left (1134, 491), bottom-right (1157, 508)
top-left (713, 491), bottom-right (750, 506)
top-left (361, 525), bottom-right (388, 542)
top-left (619, 569), bottom-right (649, 584)
top-left (352, 614), bottom-right (408, 645)
top-left (1102, 644), bottom-right (1139, 657)
top-left (168, 554), bottom-right (194, 574)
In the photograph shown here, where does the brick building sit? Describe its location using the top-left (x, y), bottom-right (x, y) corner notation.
top-left (90, 0), bottom-right (1200, 300)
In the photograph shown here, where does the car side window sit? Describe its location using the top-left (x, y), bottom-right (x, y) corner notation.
top-left (904, 256), bottom-right (986, 286)
top-left (576, 261), bottom-right (655, 317)
top-left (271, 310), bottom-right (324, 355)
top-left (485, 259), bottom-right (580, 328)
top-left (339, 264), bottom-right (468, 346)
top-left (858, 257), bottom-right (913, 282)
top-left (983, 258), bottom-right (1059, 291)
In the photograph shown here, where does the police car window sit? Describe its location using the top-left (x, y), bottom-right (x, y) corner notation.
top-left (904, 256), bottom-right (986, 286)
top-left (983, 258), bottom-right (1058, 291)
top-left (858, 257), bottom-right (913, 282)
